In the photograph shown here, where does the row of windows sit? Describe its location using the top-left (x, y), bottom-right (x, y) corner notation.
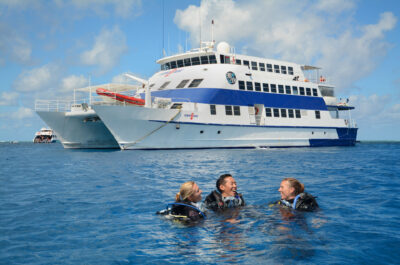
top-left (220, 54), bottom-right (294, 75)
top-left (161, 55), bottom-right (217, 70)
top-left (266, 108), bottom-right (321, 119)
top-left (209, 105), bottom-right (321, 119)
top-left (238, 80), bottom-right (318, 96)
top-left (160, 53), bottom-right (295, 77)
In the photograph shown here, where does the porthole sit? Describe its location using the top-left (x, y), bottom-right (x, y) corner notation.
top-left (200, 130), bottom-right (204, 134)
top-left (217, 130), bottom-right (221, 134)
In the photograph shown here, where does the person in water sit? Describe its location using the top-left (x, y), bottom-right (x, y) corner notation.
top-left (276, 177), bottom-right (318, 211)
top-left (204, 174), bottom-right (245, 211)
top-left (157, 181), bottom-right (205, 222)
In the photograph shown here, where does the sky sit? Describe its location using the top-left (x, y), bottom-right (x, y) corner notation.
top-left (0, 0), bottom-right (399, 141)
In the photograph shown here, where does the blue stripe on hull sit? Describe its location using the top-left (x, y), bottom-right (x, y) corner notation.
top-left (149, 88), bottom-right (328, 110)
top-left (309, 128), bottom-right (358, 147)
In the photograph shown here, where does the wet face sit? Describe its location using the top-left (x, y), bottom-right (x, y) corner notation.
top-left (188, 183), bottom-right (202, 203)
top-left (278, 180), bottom-right (295, 200)
top-left (219, 176), bottom-right (237, 197)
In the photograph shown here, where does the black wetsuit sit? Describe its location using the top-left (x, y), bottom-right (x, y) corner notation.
top-left (204, 190), bottom-right (245, 211)
top-left (168, 201), bottom-right (205, 222)
top-left (277, 192), bottom-right (318, 211)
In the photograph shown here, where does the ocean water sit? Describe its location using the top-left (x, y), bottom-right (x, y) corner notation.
top-left (0, 142), bottom-right (399, 264)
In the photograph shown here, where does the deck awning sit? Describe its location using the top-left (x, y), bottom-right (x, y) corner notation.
top-left (74, 83), bottom-right (140, 93)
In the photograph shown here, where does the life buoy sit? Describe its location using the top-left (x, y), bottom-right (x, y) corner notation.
top-left (255, 106), bottom-right (259, 115)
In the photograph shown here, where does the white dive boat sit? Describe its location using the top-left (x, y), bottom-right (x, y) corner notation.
top-left (93, 41), bottom-right (358, 150)
top-left (33, 128), bottom-right (57, 143)
top-left (35, 83), bottom-right (141, 149)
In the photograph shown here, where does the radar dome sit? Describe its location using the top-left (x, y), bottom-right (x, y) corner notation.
top-left (217, 42), bottom-right (230, 54)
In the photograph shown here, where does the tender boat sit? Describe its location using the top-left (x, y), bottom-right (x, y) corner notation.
top-left (33, 128), bottom-right (57, 143)
top-left (92, 41), bottom-right (358, 150)
top-left (35, 83), bottom-right (142, 149)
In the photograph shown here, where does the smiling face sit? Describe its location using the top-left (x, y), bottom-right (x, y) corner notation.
top-left (278, 180), bottom-right (295, 200)
top-left (219, 176), bottom-right (237, 197)
top-left (188, 183), bottom-right (202, 203)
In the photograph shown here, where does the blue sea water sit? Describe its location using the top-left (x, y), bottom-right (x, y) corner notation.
top-left (1, 142), bottom-right (399, 264)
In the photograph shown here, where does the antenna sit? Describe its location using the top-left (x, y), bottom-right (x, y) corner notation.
top-left (211, 19), bottom-right (214, 44)
top-left (162, 0), bottom-right (165, 57)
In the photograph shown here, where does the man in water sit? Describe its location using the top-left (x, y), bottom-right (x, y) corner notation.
top-left (204, 174), bottom-right (245, 211)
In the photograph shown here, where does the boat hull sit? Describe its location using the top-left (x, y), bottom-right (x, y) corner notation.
top-left (36, 110), bottom-right (119, 149)
top-left (93, 105), bottom-right (357, 150)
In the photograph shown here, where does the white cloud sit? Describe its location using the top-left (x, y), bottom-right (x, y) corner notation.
top-left (0, 91), bottom-right (19, 106)
top-left (11, 107), bottom-right (34, 119)
top-left (80, 26), bottom-right (128, 74)
top-left (13, 64), bottom-right (60, 92)
top-left (61, 75), bottom-right (88, 92)
top-left (174, 0), bottom-right (397, 93)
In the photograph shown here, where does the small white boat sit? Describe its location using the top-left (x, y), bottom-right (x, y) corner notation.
top-left (33, 128), bottom-right (57, 143)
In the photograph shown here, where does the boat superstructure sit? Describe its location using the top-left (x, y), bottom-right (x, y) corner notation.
top-left (90, 41), bottom-right (358, 150)
top-left (35, 83), bottom-right (142, 149)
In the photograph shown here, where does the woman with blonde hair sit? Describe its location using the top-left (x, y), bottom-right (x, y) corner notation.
top-left (276, 178), bottom-right (318, 211)
top-left (157, 181), bottom-right (205, 222)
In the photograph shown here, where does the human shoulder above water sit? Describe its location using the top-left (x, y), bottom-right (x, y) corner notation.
top-left (275, 177), bottom-right (318, 211)
top-left (204, 174), bottom-right (245, 211)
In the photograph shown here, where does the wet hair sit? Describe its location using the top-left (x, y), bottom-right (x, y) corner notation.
top-left (216, 174), bottom-right (233, 193)
top-left (283, 177), bottom-right (305, 196)
top-left (175, 181), bottom-right (196, 202)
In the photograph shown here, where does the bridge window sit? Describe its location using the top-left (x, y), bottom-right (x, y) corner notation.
top-left (188, 79), bottom-right (203, 88)
top-left (255, 82), bottom-right (261, 91)
top-left (184, 58), bottom-right (191, 66)
top-left (285, 85), bottom-right (291, 94)
top-left (209, 55), bottom-right (217, 64)
top-left (295, 109), bottom-right (301, 118)
top-left (170, 61), bottom-right (177, 69)
top-left (235, 59), bottom-right (242, 65)
top-left (299, 87), bottom-right (305, 95)
top-left (281, 66), bottom-right (287, 74)
top-left (312, 88), bottom-right (318, 96)
top-left (278, 85), bottom-right (284, 94)
top-left (274, 65), bottom-right (280, 73)
top-left (177, 60), bottom-right (184, 68)
top-left (267, 64), bottom-right (273, 72)
top-left (243, 60), bottom-right (250, 68)
top-left (251, 61), bottom-right (258, 70)
top-left (201, 56), bottom-right (209, 64)
top-left (306, 87), bottom-right (311, 96)
top-left (281, 109), bottom-right (287, 118)
top-left (288, 109), bottom-right (294, 118)
top-left (259, 63), bottom-right (265, 71)
top-left (292, 86), bottom-right (298, 95)
top-left (288, 66), bottom-right (294, 75)
top-left (191, 57), bottom-right (200, 65)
